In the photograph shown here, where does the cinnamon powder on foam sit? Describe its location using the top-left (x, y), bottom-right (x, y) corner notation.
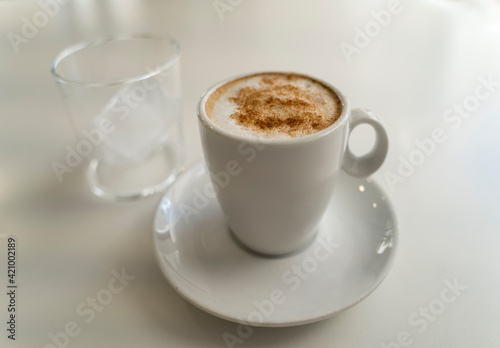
top-left (213, 73), bottom-right (342, 138)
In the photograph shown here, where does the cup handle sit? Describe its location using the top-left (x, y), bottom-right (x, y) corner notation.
top-left (342, 108), bottom-right (389, 178)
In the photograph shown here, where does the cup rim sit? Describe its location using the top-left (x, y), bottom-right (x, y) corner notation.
top-left (197, 71), bottom-right (351, 145)
top-left (50, 33), bottom-right (180, 87)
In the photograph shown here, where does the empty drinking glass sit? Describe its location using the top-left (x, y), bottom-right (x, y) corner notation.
top-left (51, 34), bottom-right (183, 200)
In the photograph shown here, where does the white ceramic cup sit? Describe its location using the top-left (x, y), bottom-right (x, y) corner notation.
top-left (197, 72), bottom-right (388, 256)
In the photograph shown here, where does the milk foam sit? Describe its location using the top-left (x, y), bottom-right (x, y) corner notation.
top-left (206, 73), bottom-right (342, 139)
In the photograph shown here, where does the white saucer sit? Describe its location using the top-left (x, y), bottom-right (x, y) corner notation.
top-left (153, 161), bottom-right (398, 327)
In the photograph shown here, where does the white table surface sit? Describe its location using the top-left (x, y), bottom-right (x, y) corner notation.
top-left (1, 0), bottom-right (499, 347)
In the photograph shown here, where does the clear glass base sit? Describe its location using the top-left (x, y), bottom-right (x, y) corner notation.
top-left (87, 145), bottom-right (181, 201)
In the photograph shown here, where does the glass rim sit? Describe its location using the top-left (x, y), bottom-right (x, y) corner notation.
top-left (49, 33), bottom-right (180, 87)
